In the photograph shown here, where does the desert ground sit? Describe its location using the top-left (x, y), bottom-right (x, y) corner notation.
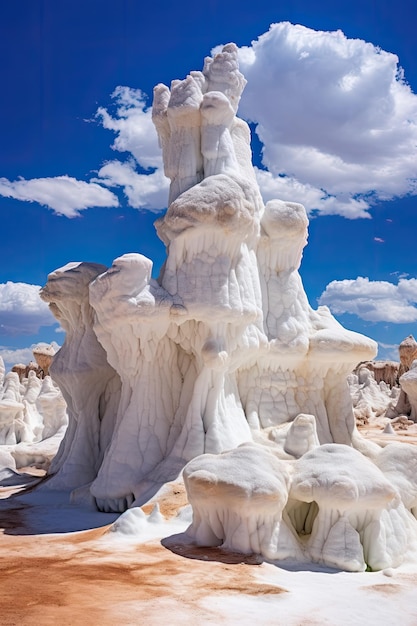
top-left (2, 427), bottom-right (417, 626)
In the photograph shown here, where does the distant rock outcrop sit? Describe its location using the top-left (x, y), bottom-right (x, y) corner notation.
top-left (385, 335), bottom-right (417, 420)
top-left (399, 335), bottom-right (417, 373)
top-left (32, 344), bottom-right (55, 377)
top-left (10, 345), bottom-right (56, 382)
top-left (399, 361), bottom-right (417, 422)
top-left (354, 360), bottom-right (400, 388)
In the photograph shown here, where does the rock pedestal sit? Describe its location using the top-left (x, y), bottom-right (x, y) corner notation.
top-left (38, 44), bottom-right (417, 573)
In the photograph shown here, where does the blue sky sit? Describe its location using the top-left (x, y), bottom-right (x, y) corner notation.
top-left (0, 0), bottom-right (416, 368)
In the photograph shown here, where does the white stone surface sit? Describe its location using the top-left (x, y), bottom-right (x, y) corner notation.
top-left (399, 361), bottom-right (417, 422)
top-left (0, 364), bottom-right (67, 447)
top-left (184, 443), bottom-right (300, 560)
top-left (183, 439), bottom-right (417, 571)
top-left (0, 355), bottom-right (5, 389)
top-left (89, 254), bottom-right (179, 511)
top-left (40, 262), bottom-right (121, 491)
top-left (289, 444), bottom-right (413, 572)
top-left (31, 44), bottom-right (417, 572)
top-left (349, 366), bottom-right (399, 423)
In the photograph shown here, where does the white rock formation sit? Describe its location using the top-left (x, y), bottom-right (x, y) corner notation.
top-left (354, 360), bottom-right (399, 388)
top-left (0, 363), bottom-right (67, 447)
top-left (184, 443), bottom-right (301, 561)
top-left (398, 361), bottom-right (417, 422)
top-left (283, 413), bottom-right (320, 458)
top-left (183, 439), bottom-right (417, 571)
top-left (289, 444), bottom-right (412, 571)
top-left (0, 372), bottom-right (26, 444)
top-left (35, 44), bottom-right (417, 572)
top-left (32, 343), bottom-right (56, 377)
top-left (40, 262), bottom-right (121, 491)
top-left (238, 198), bottom-right (376, 445)
top-left (399, 335), bottom-right (417, 374)
top-left (0, 356), bottom-right (5, 389)
top-left (348, 366), bottom-right (399, 425)
top-left (21, 370), bottom-right (43, 443)
top-left (36, 375), bottom-right (68, 439)
top-left (152, 75), bottom-right (203, 206)
top-left (88, 254), bottom-right (179, 512)
top-left (384, 336), bottom-right (417, 420)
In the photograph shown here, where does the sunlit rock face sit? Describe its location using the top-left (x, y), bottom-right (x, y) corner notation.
top-left (183, 443), bottom-right (301, 561)
top-left (354, 360), bottom-right (400, 388)
top-left (399, 335), bottom-right (417, 374)
top-left (0, 372), bottom-right (26, 445)
top-left (349, 365), bottom-right (399, 425)
top-left (32, 344), bottom-right (55, 377)
top-left (40, 262), bottom-right (122, 491)
top-left (399, 362), bottom-right (417, 423)
top-left (40, 44), bottom-right (417, 571)
top-left (183, 442), bottom-right (417, 571)
top-left (381, 336), bottom-right (417, 421)
top-left (88, 254), bottom-right (181, 512)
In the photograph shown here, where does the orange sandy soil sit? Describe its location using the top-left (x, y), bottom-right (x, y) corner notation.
top-left (357, 420), bottom-right (417, 446)
top-left (0, 481), bottom-right (287, 626)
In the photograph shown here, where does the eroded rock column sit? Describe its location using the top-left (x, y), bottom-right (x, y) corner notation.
top-left (40, 262), bottom-right (121, 492)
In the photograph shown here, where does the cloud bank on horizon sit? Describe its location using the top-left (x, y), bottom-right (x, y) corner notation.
top-left (1, 22), bottom-right (417, 344)
top-left (0, 341), bottom-right (61, 368)
top-left (319, 277), bottom-right (417, 323)
top-left (0, 282), bottom-right (57, 335)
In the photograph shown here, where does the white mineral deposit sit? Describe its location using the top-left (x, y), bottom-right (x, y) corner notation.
top-left (2, 46), bottom-right (417, 626)
top-left (0, 353), bottom-right (68, 499)
top-left (30, 44), bottom-right (417, 575)
top-left (398, 361), bottom-right (417, 422)
top-left (40, 262), bottom-right (122, 492)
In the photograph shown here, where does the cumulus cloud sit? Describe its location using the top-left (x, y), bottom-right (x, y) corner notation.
top-left (0, 282), bottom-right (57, 335)
top-left (96, 87), bottom-right (162, 169)
top-left (94, 159), bottom-right (169, 212)
top-left (0, 346), bottom-right (34, 367)
top-left (0, 175), bottom-right (119, 217)
top-left (319, 276), bottom-right (417, 323)
top-left (0, 341), bottom-right (61, 369)
top-left (94, 26), bottom-right (417, 218)
top-left (237, 22), bottom-right (417, 218)
top-left (3, 23), bottom-right (416, 220)
top-left (254, 169), bottom-right (370, 218)
top-left (92, 87), bottom-right (171, 211)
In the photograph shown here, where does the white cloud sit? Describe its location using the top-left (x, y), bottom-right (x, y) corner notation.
top-left (237, 22), bottom-right (417, 217)
top-left (318, 276), bottom-right (417, 323)
top-left (3, 23), bottom-right (416, 220)
top-left (96, 87), bottom-right (162, 169)
top-left (0, 175), bottom-right (119, 217)
top-left (0, 282), bottom-right (57, 335)
top-left (0, 341), bottom-right (61, 368)
top-left (255, 169), bottom-right (370, 219)
top-left (93, 88), bottom-right (171, 211)
top-left (94, 26), bottom-right (417, 218)
top-left (0, 346), bottom-right (34, 367)
top-left (94, 160), bottom-right (169, 212)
